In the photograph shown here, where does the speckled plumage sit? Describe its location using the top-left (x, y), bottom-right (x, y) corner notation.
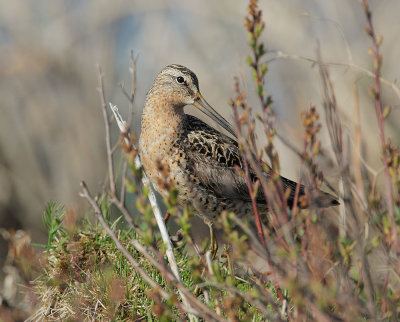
top-left (139, 64), bottom-right (338, 223)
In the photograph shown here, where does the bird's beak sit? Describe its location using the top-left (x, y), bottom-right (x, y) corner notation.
top-left (192, 92), bottom-right (236, 137)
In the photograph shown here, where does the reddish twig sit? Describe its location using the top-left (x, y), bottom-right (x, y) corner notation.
top-left (231, 101), bottom-right (265, 246)
top-left (360, 0), bottom-right (398, 254)
top-left (244, 0), bottom-right (290, 226)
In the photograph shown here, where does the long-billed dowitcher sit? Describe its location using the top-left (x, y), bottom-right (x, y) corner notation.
top-left (139, 64), bottom-right (338, 227)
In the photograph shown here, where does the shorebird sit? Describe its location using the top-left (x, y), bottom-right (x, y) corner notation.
top-left (139, 64), bottom-right (338, 228)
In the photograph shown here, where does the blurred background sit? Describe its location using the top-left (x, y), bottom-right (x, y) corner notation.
top-left (0, 0), bottom-right (399, 246)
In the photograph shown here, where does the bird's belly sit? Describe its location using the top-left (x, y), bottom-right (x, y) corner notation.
top-left (139, 137), bottom-right (187, 197)
top-left (139, 136), bottom-right (255, 221)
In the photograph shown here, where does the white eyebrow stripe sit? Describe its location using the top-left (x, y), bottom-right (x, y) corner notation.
top-left (161, 68), bottom-right (187, 79)
top-left (159, 65), bottom-right (200, 91)
top-left (161, 69), bottom-right (192, 86)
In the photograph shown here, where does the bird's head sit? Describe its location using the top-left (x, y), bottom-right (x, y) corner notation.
top-left (152, 64), bottom-right (236, 137)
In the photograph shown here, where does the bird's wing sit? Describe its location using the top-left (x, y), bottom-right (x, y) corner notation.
top-left (182, 115), bottom-right (338, 208)
top-left (182, 115), bottom-right (264, 203)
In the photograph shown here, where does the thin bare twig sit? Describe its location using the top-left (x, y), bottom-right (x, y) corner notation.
top-left (352, 77), bottom-right (367, 206)
top-left (264, 50), bottom-right (400, 100)
top-left (120, 51), bottom-right (138, 206)
top-left (231, 99), bottom-right (265, 247)
top-left (315, 41), bottom-right (347, 238)
top-left (314, 36), bottom-right (379, 319)
top-left (97, 66), bottom-right (116, 195)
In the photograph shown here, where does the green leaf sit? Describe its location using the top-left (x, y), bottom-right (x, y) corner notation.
top-left (246, 55), bottom-right (253, 67)
top-left (368, 86), bottom-right (377, 99)
top-left (382, 105), bottom-right (391, 119)
top-left (260, 63), bottom-right (267, 76)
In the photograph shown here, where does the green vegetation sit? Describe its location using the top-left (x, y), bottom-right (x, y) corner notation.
top-left (33, 200), bottom-right (274, 321)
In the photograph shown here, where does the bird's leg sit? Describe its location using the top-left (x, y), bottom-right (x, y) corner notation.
top-left (224, 244), bottom-right (235, 278)
top-left (170, 228), bottom-right (184, 247)
top-left (205, 219), bottom-right (218, 260)
top-left (194, 219), bottom-right (218, 296)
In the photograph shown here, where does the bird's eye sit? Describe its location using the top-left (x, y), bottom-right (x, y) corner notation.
top-left (176, 76), bottom-right (185, 84)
